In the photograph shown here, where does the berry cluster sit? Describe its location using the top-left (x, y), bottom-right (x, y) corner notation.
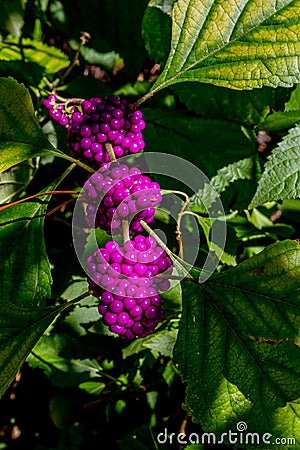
top-left (43, 94), bottom-right (145, 167)
top-left (43, 92), bottom-right (173, 339)
top-left (82, 164), bottom-right (162, 235)
top-left (86, 237), bottom-right (172, 338)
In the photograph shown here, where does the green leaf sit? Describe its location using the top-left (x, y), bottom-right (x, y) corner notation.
top-left (150, 0), bottom-right (300, 94)
top-left (143, 330), bottom-right (178, 357)
top-left (258, 111), bottom-right (300, 131)
top-left (0, 196), bottom-right (52, 308)
top-left (174, 240), bottom-right (300, 434)
top-left (0, 301), bottom-right (67, 398)
top-left (285, 84), bottom-right (300, 112)
top-left (142, 2), bottom-right (174, 65)
top-left (28, 334), bottom-right (101, 387)
top-left (78, 380), bottom-right (105, 395)
top-left (0, 158), bottom-right (39, 204)
top-left (0, 61), bottom-right (44, 86)
top-left (143, 108), bottom-right (255, 179)
top-left (190, 157), bottom-right (257, 213)
top-left (0, 38), bottom-right (69, 74)
top-left (172, 83), bottom-right (290, 125)
top-left (250, 126), bottom-right (300, 207)
top-left (0, 77), bottom-right (63, 173)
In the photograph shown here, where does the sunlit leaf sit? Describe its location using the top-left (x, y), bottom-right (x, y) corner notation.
top-left (150, 0), bottom-right (300, 93)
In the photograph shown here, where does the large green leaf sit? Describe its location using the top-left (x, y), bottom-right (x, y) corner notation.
top-left (0, 38), bottom-right (69, 74)
top-left (149, 0), bottom-right (300, 95)
top-left (174, 240), bottom-right (300, 438)
top-left (250, 125), bottom-right (300, 207)
top-left (143, 108), bottom-right (255, 179)
top-left (0, 77), bottom-right (66, 173)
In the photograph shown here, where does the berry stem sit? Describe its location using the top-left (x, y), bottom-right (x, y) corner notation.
top-left (49, 150), bottom-right (96, 173)
top-left (0, 190), bottom-right (79, 213)
top-left (122, 220), bottom-right (130, 243)
top-left (140, 220), bottom-right (193, 279)
top-left (105, 143), bottom-right (117, 162)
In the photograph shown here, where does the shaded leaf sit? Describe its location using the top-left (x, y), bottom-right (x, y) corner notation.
top-left (143, 108), bottom-right (255, 179)
top-left (150, 0), bottom-right (300, 93)
top-left (0, 77), bottom-right (63, 173)
top-left (173, 83), bottom-right (291, 125)
top-left (142, 4), bottom-right (172, 65)
top-left (0, 61), bottom-right (44, 86)
top-left (0, 158), bottom-right (39, 204)
top-left (0, 196), bottom-right (52, 308)
top-left (28, 334), bottom-right (101, 387)
top-left (250, 126), bottom-right (300, 207)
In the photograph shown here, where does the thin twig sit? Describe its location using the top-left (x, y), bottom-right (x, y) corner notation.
top-left (56, 31), bottom-right (91, 87)
top-left (105, 143), bottom-right (117, 162)
top-left (0, 191), bottom-right (79, 213)
top-left (140, 220), bottom-right (193, 279)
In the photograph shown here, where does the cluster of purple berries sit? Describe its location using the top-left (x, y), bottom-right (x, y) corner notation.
top-left (43, 92), bottom-right (172, 339)
top-left (82, 163), bottom-right (162, 235)
top-left (86, 237), bottom-right (172, 339)
top-left (43, 94), bottom-right (145, 167)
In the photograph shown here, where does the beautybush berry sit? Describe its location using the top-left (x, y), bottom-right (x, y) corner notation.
top-left (43, 94), bottom-right (145, 167)
top-left (86, 237), bottom-right (173, 339)
top-left (82, 163), bottom-right (162, 235)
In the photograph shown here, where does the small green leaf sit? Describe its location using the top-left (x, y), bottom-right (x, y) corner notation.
top-left (28, 334), bottom-right (101, 387)
top-left (0, 158), bottom-right (39, 204)
top-left (150, 0), bottom-right (300, 94)
top-left (78, 380), bottom-right (105, 395)
top-left (0, 38), bottom-right (69, 74)
top-left (0, 77), bottom-right (63, 173)
top-left (258, 111), bottom-right (300, 131)
top-left (250, 126), bottom-right (300, 207)
top-left (143, 330), bottom-right (178, 357)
